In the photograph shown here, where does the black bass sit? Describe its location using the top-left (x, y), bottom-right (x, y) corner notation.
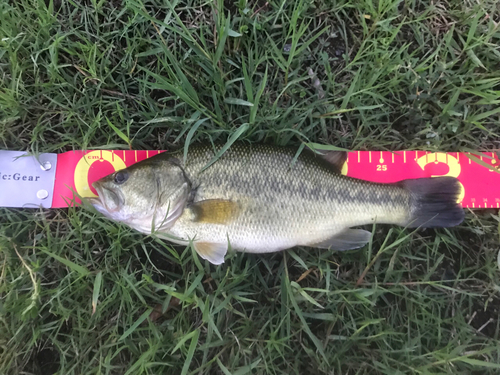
top-left (88, 144), bottom-right (464, 264)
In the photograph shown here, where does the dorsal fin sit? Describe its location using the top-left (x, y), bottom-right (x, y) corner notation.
top-left (316, 150), bottom-right (347, 173)
top-left (306, 145), bottom-right (348, 174)
top-left (189, 199), bottom-right (240, 224)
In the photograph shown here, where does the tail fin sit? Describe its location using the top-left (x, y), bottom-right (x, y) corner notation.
top-left (399, 177), bottom-right (464, 228)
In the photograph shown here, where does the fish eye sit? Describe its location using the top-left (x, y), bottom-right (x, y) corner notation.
top-left (114, 171), bottom-right (129, 184)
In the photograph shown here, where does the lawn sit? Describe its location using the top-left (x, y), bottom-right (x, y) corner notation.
top-left (1, 0), bottom-right (500, 373)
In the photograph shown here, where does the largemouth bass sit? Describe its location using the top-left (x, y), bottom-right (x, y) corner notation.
top-left (88, 144), bottom-right (464, 264)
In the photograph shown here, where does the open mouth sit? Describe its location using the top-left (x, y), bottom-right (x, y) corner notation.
top-left (87, 195), bottom-right (102, 207)
top-left (88, 183), bottom-right (121, 214)
top-left (86, 184), bottom-right (106, 212)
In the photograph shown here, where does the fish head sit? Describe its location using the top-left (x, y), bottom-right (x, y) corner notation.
top-left (88, 156), bottom-right (190, 232)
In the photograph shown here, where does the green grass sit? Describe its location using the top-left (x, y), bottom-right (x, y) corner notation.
top-left (1, 0), bottom-right (500, 373)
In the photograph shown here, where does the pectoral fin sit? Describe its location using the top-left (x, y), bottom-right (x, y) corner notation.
top-left (189, 199), bottom-right (239, 224)
top-left (310, 229), bottom-right (371, 251)
top-left (194, 242), bottom-right (227, 265)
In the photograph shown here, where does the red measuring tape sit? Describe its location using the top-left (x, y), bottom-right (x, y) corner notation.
top-left (49, 150), bottom-right (500, 209)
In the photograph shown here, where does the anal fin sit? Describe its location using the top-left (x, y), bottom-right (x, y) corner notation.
top-left (194, 242), bottom-right (227, 265)
top-left (310, 229), bottom-right (371, 251)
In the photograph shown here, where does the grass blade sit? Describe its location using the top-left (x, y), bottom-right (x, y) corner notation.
top-left (284, 265), bottom-right (327, 361)
top-left (201, 124), bottom-right (249, 172)
top-left (91, 271), bottom-right (102, 315)
top-left (118, 308), bottom-right (153, 342)
top-left (106, 117), bottom-right (130, 147)
top-left (249, 66), bottom-right (268, 124)
top-left (214, 16), bottom-right (230, 65)
top-left (183, 117), bottom-right (210, 164)
top-left (224, 98), bottom-right (254, 107)
top-left (40, 249), bottom-right (90, 277)
top-left (181, 329), bottom-right (200, 375)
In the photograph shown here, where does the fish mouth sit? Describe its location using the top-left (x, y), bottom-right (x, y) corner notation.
top-left (86, 193), bottom-right (109, 217)
top-left (89, 183), bottom-right (123, 214)
top-left (86, 196), bottom-right (102, 208)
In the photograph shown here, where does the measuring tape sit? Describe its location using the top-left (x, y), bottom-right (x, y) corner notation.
top-left (0, 150), bottom-right (498, 209)
top-left (346, 151), bottom-right (499, 209)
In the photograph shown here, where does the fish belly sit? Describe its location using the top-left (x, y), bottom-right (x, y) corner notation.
top-left (168, 196), bottom-right (362, 253)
